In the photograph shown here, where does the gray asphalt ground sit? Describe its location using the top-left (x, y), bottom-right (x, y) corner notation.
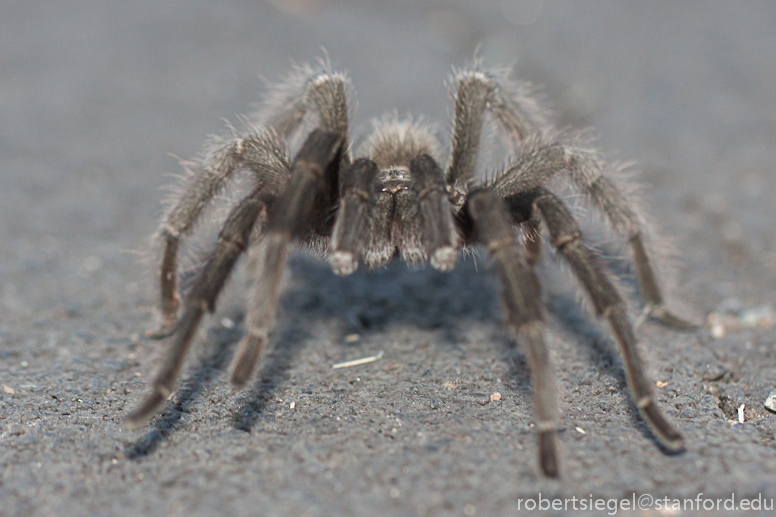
top-left (2, 1), bottom-right (776, 516)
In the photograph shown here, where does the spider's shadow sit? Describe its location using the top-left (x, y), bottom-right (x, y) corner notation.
top-left (489, 288), bottom-right (624, 424)
top-left (231, 323), bottom-right (309, 432)
top-left (283, 253), bottom-right (503, 340)
top-left (126, 254), bottom-right (501, 455)
top-left (232, 254), bottom-right (505, 430)
top-left (125, 251), bottom-right (672, 457)
top-left (125, 325), bottom-right (240, 459)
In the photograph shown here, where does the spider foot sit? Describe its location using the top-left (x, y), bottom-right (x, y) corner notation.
top-left (145, 320), bottom-right (177, 339)
top-left (538, 429), bottom-right (560, 479)
top-left (330, 251), bottom-right (358, 276)
top-left (639, 398), bottom-right (685, 452)
top-left (124, 390), bottom-right (168, 428)
top-left (430, 246), bottom-right (458, 272)
top-left (644, 305), bottom-right (698, 331)
top-left (230, 332), bottom-right (267, 387)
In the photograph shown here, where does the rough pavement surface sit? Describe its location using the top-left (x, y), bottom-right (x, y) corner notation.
top-left (2, 2), bottom-right (776, 516)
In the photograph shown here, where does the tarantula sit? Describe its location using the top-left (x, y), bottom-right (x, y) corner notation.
top-left (127, 59), bottom-right (694, 478)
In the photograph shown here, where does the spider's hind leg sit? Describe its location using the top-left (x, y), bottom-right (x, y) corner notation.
top-left (533, 190), bottom-right (684, 452)
top-left (256, 61), bottom-right (351, 164)
top-left (492, 140), bottom-right (697, 330)
top-left (128, 189), bottom-right (269, 426)
top-left (148, 127), bottom-right (290, 339)
top-left (446, 63), bottom-right (549, 189)
top-left (568, 158), bottom-right (697, 329)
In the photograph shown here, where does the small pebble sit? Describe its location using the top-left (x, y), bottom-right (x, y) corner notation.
top-left (656, 381), bottom-right (668, 388)
top-left (7, 424), bottom-right (26, 436)
top-left (344, 333), bottom-right (360, 343)
top-left (709, 321), bottom-right (725, 338)
top-left (290, 402), bottom-right (295, 409)
top-left (2, 385), bottom-right (15, 394)
top-left (221, 317), bottom-right (235, 329)
top-left (738, 403), bottom-right (745, 424)
top-left (707, 303), bottom-right (775, 339)
top-left (489, 392), bottom-right (501, 402)
top-left (575, 427), bottom-right (586, 434)
top-left (764, 390), bottom-right (776, 413)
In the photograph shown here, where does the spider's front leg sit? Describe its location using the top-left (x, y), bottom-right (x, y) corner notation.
top-left (464, 188), bottom-right (560, 478)
top-left (257, 62), bottom-right (351, 163)
top-left (231, 129), bottom-right (344, 386)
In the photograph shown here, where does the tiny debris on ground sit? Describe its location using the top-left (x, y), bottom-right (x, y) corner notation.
top-left (489, 392), bottom-right (501, 402)
top-left (738, 404), bottom-right (746, 424)
top-left (706, 299), bottom-right (776, 339)
top-left (332, 351), bottom-right (383, 369)
top-left (764, 390), bottom-right (776, 413)
top-left (706, 301), bottom-right (774, 338)
top-left (2, 385), bottom-right (15, 394)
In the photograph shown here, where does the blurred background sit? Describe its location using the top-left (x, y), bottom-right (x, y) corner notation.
top-left (2, 1), bottom-right (775, 516)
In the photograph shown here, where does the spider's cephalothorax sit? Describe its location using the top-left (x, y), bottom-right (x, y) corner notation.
top-left (128, 59), bottom-right (695, 478)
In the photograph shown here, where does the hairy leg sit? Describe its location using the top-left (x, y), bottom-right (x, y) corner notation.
top-left (409, 154), bottom-right (459, 271)
top-left (329, 158), bottom-right (379, 275)
top-left (446, 64), bottom-right (549, 189)
top-left (231, 129), bottom-right (344, 386)
top-left (491, 139), bottom-right (696, 329)
top-left (465, 188), bottom-right (559, 478)
top-left (127, 190), bottom-right (268, 426)
top-left (255, 61), bottom-right (351, 164)
top-left (533, 190), bottom-right (684, 451)
top-left (149, 127), bottom-right (290, 338)
top-left (152, 60), bottom-right (353, 339)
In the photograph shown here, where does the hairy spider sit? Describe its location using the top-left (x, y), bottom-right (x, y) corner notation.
top-left (127, 58), bottom-right (695, 478)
